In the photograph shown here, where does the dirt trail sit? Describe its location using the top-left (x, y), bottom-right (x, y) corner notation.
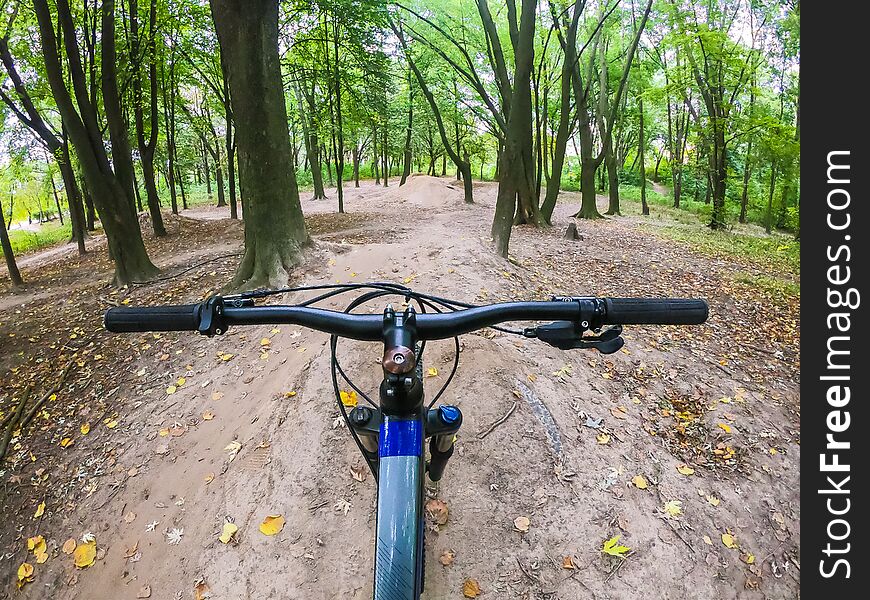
top-left (1, 177), bottom-right (799, 599)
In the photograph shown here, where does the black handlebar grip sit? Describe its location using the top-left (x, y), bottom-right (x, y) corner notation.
top-left (104, 304), bottom-right (202, 333)
top-left (604, 298), bottom-right (708, 325)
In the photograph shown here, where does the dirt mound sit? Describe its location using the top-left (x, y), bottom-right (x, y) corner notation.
top-left (386, 174), bottom-right (464, 209)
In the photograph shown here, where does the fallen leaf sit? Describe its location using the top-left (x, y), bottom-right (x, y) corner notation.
top-left (137, 585), bottom-right (152, 598)
top-left (259, 515), bottom-right (285, 536)
top-left (427, 367), bottom-right (438, 377)
top-left (676, 464), bottom-right (695, 476)
top-left (34, 501), bottom-right (45, 518)
top-left (562, 555), bottom-right (576, 569)
top-left (602, 535), bottom-right (631, 558)
top-left (27, 535), bottom-right (46, 555)
top-left (706, 495), bottom-right (721, 507)
top-left (339, 390), bottom-right (358, 407)
top-left (439, 550), bottom-right (455, 566)
top-left (211, 391), bottom-right (224, 401)
top-left (17, 562), bottom-right (34, 587)
top-left (124, 511), bottom-right (137, 524)
top-left (165, 528), bottom-right (184, 545)
top-left (36, 551), bottom-right (48, 564)
top-left (513, 516), bottom-right (530, 532)
top-left (224, 440), bottom-right (242, 461)
top-left (350, 465), bottom-right (367, 482)
top-left (62, 538), bottom-right (77, 554)
top-left (204, 472), bottom-right (215, 484)
top-left (596, 433), bottom-right (611, 445)
top-left (741, 553), bottom-right (756, 565)
top-left (105, 419), bottom-right (119, 429)
top-left (60, 437), bottom-right (74, 448)
top-left (721, 532), bottom-right (738, 549)
top-left (610, 406), bottom-right (627, 419)
top-left (123, 541), bottom-right (139, 558)
top-left (463, 578), bottom-right (481, 598)
top-left (194, 582), bottom-right (211, 600)
top-left (202, 411), bottom-right (215, 421)
top-left (73, 541), bottom-right (97, 568)
top-left (631, 475), bottom-right (649, 490)
top-left (663, 500), bottom-right (683, 517)
top-left (260, 338), bottom-right (271, 347)
top-left (718, 423), bottom-right (732, 434)
top-left (703, 535), bottom-right (713, 546)
top-left (80, 423), bottom-right (90, 435)
top-left (166, 385), bottom-right (177, 395)
top-left (219, 522), bottom-right (239, 544)
top-left (425, 499), bottom-right (449, 525)
top-left (158, 427), bottom-right (170, 437)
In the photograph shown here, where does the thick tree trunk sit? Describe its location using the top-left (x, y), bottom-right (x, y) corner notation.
top-left (101, 0), bottom-right (138, 214)
top-left (211, 0), bottom-right (308, 289)
top-left (490, 0), bottom-right (538, 255)
top-left (59, 140), bottom-right (87, 254)
top-left (35, 0), bottom-right (157, 284)
top-left (708, 127), bottom-right (727, 229)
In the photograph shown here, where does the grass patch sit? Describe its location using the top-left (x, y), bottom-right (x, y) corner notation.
top-left (638, 222), bottom-right (800, 277)
top-left (3, 220), bottom-right (72, 256)
top-left (733, 273), bottom-right (800, 299)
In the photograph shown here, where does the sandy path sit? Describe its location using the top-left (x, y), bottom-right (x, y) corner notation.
top-left (4, 177), bottom-right (799, 599)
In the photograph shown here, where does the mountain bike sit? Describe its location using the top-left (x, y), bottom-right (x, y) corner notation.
top-left (105, 282), bottom-right (708, 599)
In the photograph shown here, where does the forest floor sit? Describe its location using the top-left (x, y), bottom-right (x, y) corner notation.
top-left (0, 177), bottom-right (800, 599)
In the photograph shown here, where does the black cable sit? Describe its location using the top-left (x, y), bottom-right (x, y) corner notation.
top-left (131, 252), bottom-right (245, 286)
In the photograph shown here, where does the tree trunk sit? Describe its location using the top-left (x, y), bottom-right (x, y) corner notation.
top-left (400, 69), bottom-right (413, 186)
top-left (35, 0), bottom-right (157, 284)
top-left (210, 0), bottom-right (308, 289)
top-left (639, 97), bottom-right (649, 216)
top-left (739, 139), bottom-right (752, 223)
top-left (101, 0), bottom-right (138, 214)
top-left (765, 164), bottom-right (776, 234)
top-left (490, 0), bottom-right (538, 256)
top-left (708, 126), bottom-right (727, 229)
top-left (604, 148), bottom-right (620, 215)
top-left (0, 195), bottom-right (23, 286)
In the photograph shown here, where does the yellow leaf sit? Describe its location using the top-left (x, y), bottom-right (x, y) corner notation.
top-left (105, 419), bottom-right (119, 429)
top-left (62, 538), bottom-right (77, 554)
top-left (27, 536), bottom-right (46, 555)
top-left (284, 391), bottom-right (297, 398)
top-left (176, 377), bottom-right (186, 386)
top-left (219, 522), bottom-right (239, 544)
top-left (36, 551), bottom-right (48, 564)
top-left (212, 391), bottom-right (224, 401)
top-left (340, 390), bottom-right (358, 407)
top-left (676, 464), bottom-right (695, 476)
top-left (259, 515), bottom-right (285, 536)
top-left (202, 411), bottom-right (215, 421)
top-left (718, 423), bottom-right (732, 434)
top-left (631, 475), bottom-right (648, 490)
top-left (706, 495), bottom-right (721, 507)
top-left (769, 447), bottom-right (778, 455)
top-left (462, 578), bottom-right (481, 598)
top-left (204, 472), bottom-right (215, 484)
top-left (426, 367), bottom-right (438, 377)
top-left (513, 516), bottom-right (530, 532)
top-left (17, 562), bottom-right (33, 581)
top-left (721, 532), bottom-right (738, 549)
top-left (80, 423), bottom-right (91, 435)
top-left (73, 541), bottom-right (97, 568)
top-left (158, 427), bottom-right (170, 437)
top-left (219, 353), bottom-right (234, 361)
top-left (166, 385), bottom-right (177, 395)
top-left (60, 437), bottom-right (74, 448)
top-left (34, 501), bottom-right (45, 518)
top-left (663, 500), bottom-right (683, 517)
top-left (260, 338), bottom-right (271, 347)
top-left (742, 553), bottom-right (756, 565)
top-left (596, 433), bottom-right (611, 445)
top-left (602, 535), bottom-right (631, 558)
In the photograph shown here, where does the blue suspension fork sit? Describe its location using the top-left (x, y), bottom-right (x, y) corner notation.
top-left (373, 415), bottom-right (425, 600)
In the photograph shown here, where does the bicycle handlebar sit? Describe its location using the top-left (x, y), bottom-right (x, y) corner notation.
top-left (104, 296), bottom-right (708, 340)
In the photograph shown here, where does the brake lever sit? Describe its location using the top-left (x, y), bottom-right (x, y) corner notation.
top-left (524, 321), bottom-right (624, 354)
